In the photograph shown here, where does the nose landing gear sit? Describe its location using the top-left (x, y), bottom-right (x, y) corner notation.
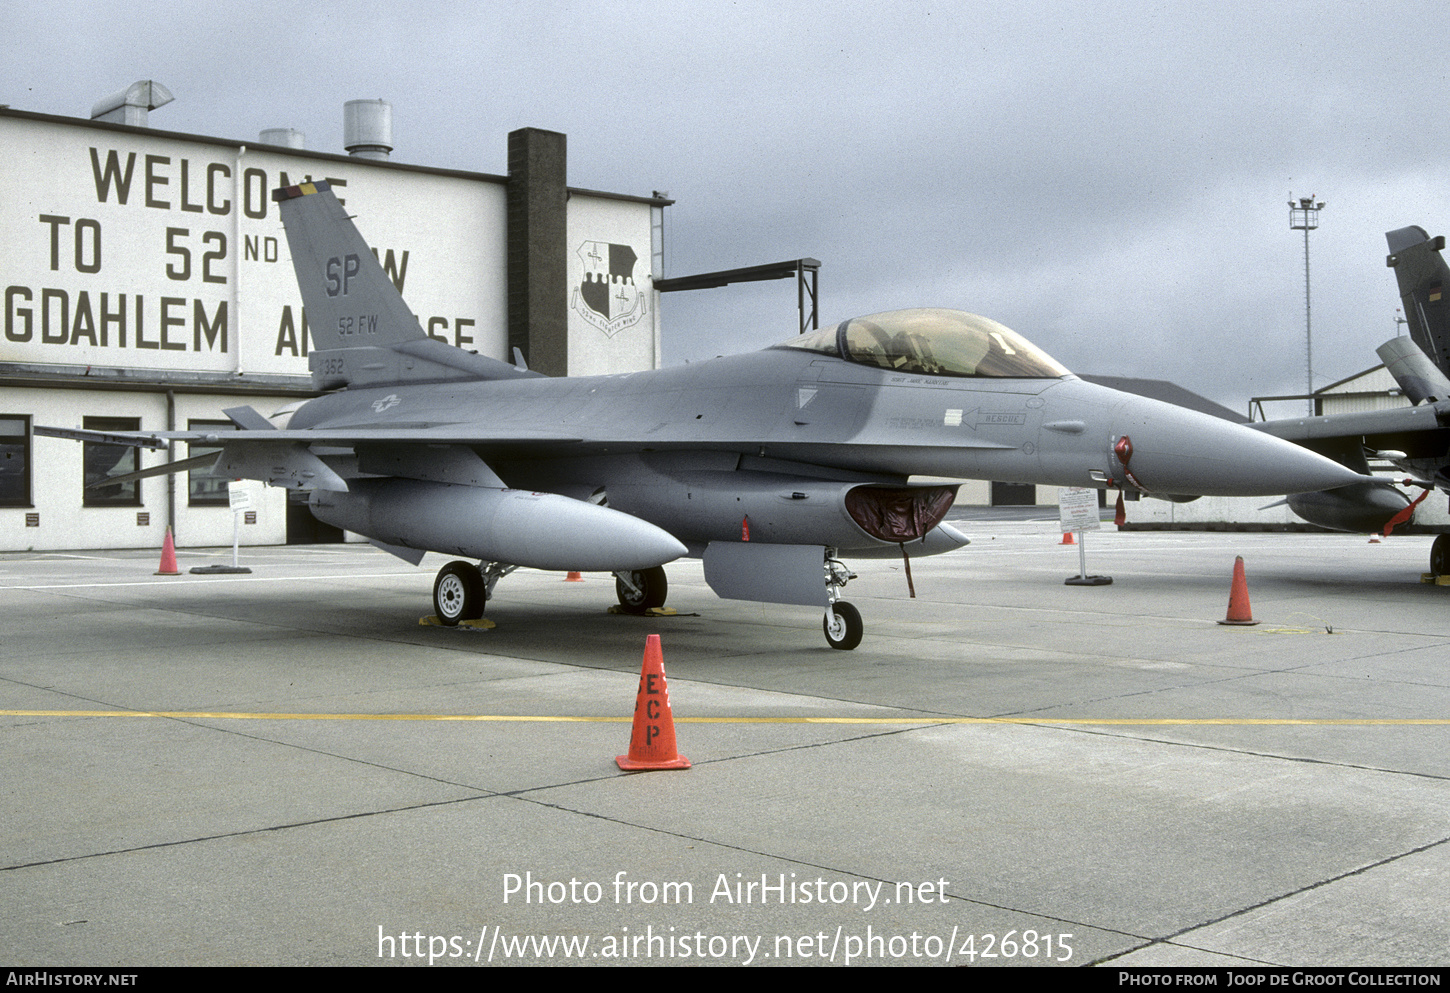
top-left (823, 552), bottom-right (862, 650)
top-left (614, 565), bottom-right (669, 614)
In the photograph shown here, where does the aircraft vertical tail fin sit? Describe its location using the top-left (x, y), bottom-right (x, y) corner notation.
top-left (274, 182), bottom-right (427, 352)
top-left (273, 182), bottom-right (536, 389)
top-left (1386, 226), bottom-right (1450, 374)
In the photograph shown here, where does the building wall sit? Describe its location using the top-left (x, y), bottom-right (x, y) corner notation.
top-left (1, 110), bottom-right (663, 551)
top-left (8, 386), bottom-right (291, 549)
top-left (566, 194), bottom-right (661, 376)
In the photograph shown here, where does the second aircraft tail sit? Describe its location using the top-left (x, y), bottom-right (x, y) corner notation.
top-left (1386, 225), bottom-right (1450, 375)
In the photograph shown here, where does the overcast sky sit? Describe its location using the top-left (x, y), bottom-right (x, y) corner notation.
top-left (6, 0), bottom-right (1448, 413)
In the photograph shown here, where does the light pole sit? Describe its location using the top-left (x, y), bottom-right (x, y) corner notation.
top-left (1289, 195), bottom-right (1324, 415)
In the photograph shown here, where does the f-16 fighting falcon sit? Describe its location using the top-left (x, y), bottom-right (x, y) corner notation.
top-left (38, 183), bottom-right (1367, 648)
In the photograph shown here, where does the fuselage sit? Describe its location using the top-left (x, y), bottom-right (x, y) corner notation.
top-left (287, 339), bottom-right (1366, 525)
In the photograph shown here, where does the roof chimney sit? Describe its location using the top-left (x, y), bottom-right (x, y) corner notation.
top-left (90, 80), bottom-right (174, 127)
top-left (343, 99), bottom-right (392, 160)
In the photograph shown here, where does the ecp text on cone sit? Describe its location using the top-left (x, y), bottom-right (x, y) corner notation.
top-left (616, 634), bottom-right (690, 771)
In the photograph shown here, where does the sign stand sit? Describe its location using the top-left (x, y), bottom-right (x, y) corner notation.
top-left (189, 482), bottom-right (254, 575)
top-left (1058, 487), bottom-right (1112, 586)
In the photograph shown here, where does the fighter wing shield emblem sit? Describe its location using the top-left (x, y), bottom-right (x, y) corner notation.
top-left (573, 241), bottom-right (647, 338)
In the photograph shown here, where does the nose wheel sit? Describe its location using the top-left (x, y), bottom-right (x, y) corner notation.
top-left (615, 566), bottom-right (668, 614)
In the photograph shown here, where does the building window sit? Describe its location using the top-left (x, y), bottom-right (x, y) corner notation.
top-left (186, 419), bottom-right (234, 506)
top-left (0, 415), bottom-right (32, 507)
top-left (82, 416), bottom-right (142, 507)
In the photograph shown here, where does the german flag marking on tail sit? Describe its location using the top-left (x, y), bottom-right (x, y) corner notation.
top-left (272, 180), bottom-right (331, 202)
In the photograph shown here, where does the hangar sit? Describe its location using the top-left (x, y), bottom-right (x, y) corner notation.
top-left (0, 90), bottom-right (670, 551)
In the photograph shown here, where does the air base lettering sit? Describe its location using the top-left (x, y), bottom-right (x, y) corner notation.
top-left (88, 145), bottom-right (349, 218)
top-left (5, 286), bottom-right (227, 353)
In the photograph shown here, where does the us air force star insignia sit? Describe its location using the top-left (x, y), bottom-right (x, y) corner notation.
top-left (797, 387), bottom-right (817, 409)
top-left (372, 394), bottom-right (401, 413)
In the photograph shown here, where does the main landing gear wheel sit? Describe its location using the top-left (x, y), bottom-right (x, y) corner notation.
top-left (615, 566), bottom-right (668, 614)
top-left (824, 601), bottom-right (863, 651)
top-left (1432, 534), bottom-right (1450, 577)
top-left (434, 560), bottom-right (485, 625)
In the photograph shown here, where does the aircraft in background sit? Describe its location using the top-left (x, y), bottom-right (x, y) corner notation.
top-left (39, 183), bottom-right (1366, 648)
top-left (1253, 225), bottom-right (1450, 575)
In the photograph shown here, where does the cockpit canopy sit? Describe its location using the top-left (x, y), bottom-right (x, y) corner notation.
top-left (774, 308), bottom-right (1071, 379)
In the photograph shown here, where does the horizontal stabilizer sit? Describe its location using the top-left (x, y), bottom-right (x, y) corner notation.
top-left (1376, 336), bottom-right (1450, 405)
top-left (84, 452), bottom-right (220, 489)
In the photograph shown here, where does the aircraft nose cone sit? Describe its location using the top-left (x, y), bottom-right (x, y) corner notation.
top-left (1109, 395), bottom-right (1367, 496)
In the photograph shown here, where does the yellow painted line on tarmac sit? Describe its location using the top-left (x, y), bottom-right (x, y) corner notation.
top-left (4, 572), bottom-right (418, 591)
top-left (2, 711), bottom-right (1446, 725)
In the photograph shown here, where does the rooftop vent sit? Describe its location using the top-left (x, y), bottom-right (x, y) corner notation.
top-left (343, 99), bottom-right (392, 160)
top-left (259, 128), bottom-right (306, 149)
top-left (90, 80), bottom-right (174, 127)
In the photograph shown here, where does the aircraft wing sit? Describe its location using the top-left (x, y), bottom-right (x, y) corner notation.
top-left (34, 423), bottom-right (583, 448)
top-left (1253, 400), bottom-right (1450, 449)
top-left (33, 422), bottom-right (588, 494)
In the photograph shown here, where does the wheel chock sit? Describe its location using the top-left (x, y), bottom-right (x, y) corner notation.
top-left (1421, 574), bottom-right (1450, 586)
top-left (616, 635), bottom-right (690, 772)
top-left (419, 615), bottom-right (496, 629)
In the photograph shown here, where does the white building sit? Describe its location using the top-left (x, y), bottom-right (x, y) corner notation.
top-left (1, 99), bottom-right (669, 551)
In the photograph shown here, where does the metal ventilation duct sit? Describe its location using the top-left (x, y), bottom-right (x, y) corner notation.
top-left (90, 80), bottom-right (174, 127)
top-left (343, 99), bottom-right (392, 160)
top-left (259, 128), bottom-right (306, 149)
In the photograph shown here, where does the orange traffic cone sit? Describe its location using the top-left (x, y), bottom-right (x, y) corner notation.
top-left (1217, 555), bottom-right (1258, 626)
top-left (564, 572), bottom-right (584, 582)
top-left (155, 526), bottom-right (180, 576)
top-left (616, 635), bottom-right (690, 771)
top-left (1060, 532), bottom-right (1075, 545)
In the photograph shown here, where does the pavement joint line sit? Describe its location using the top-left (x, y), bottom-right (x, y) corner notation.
top-left (4, 710), bottom-right (1448, 724)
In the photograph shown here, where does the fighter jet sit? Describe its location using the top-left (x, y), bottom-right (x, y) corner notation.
top-left (37, 183), bottom-right (1367, 648)
top-left (1252, 225), bottom-right (1450, 575)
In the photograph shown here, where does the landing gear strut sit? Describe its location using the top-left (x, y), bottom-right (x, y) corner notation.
top-left (432, 560), bottom-right (516, 625)
top-left (615, 566), bottom-right (668, 614)
top-left (823, 551), bottom-right (862, 650)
